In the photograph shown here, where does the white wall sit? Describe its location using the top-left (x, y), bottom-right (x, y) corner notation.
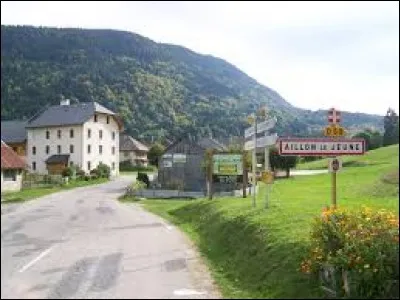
top-left (1, 169), bottom-right (23, 192)
top-left (119, 151), bottom-right (148, 166)
top-left (82, 114), bottom-right (120, 176)
top-left (26, 125), bottom-right (84, 174)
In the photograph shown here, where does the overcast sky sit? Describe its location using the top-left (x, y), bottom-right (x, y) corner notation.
top-left (1, 1), bottom-right (399, 115)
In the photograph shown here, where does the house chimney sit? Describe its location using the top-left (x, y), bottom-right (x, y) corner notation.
top-left (60, 99), bottom-right (70, 106)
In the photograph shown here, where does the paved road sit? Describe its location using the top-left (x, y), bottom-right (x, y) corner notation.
top-left (1, 176), bottom-right (220, 299)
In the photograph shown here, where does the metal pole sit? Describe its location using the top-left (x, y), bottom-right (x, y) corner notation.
top-left (242, 151), bottom-right (247, 198)
top-left (331, 157), bottom-right (337, 209)
top-left (252, 119), bottom-right (257, 207)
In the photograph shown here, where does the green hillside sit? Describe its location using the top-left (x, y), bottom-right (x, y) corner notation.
top-left (138, 145), bottom-right (399, 298)
top-left (297, 144), bottom-right (399, 170)
top-left (1, 25), bottom-right (383, 142)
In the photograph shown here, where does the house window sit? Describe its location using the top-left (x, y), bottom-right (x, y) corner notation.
top-left (124, 151), bottom-right (128, 157)
top-left (46, 145), bottom-right (50, 154)
top-left (88, 129), bottom-right (91, 138)
top-left (70, 145), bottom-right (74, 154)
top-left (3, 169), bottom-right (17, 181)
top-left (57, 145), bottom-right (61, 154)
top-left (87, 161), bottom-right (91, 171)
top-left (70, 129), bottom-right (74, 138)
top-left (46, 131), bottom-right (50, 139)
top-left (32, 162), bottom-right (36, 171)
top-left (112, 131), bottom-right (115, 140)
top-left (87, 144), bottom-right (91, 154)
top-left (99, 130), bottom-right (103, 139)
top-left (112, 162), bottom-right (115, 170)
top-left (99, 145), bottom-right (103, 154)
top-left (112, 146), bottom-right (115, 155)
top-left (32, 146), bottom-right (36, 155)
top-left (94, 114), bottom-right (98, 122)
top-left (107, 116), bottom-right (110, 124)
top-left (57, 130), bottom-right (61, 139)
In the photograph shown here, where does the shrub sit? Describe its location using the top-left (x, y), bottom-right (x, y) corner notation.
top-left (90, 169), bottom-right (99, 179)
top-left (119, 160), bottom-right (155, 172)
top-left (76, 170), bottom-right (85, 179)
top-left (95, 162), bottom-right (111, 178)
top-left (137, 172), bottom-right (150, 188)
top-left (84, 175), bottom-right (90, 181)
top-left (62, 166), bottom-right (74, 178)
top-left (301, 207), bottom-right (399, 298)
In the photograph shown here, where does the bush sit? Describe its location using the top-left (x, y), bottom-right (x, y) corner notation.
top-left (83, 175), bottom-right (90, 181)
top-left (137, 172), bottom-right (150, 188)
top-left (62, 166), bottom-right (74, 178)
top-left (90, 169), bottom-right (99, 179)
top-left (119, 160), bottom-right (155, 172)
top-left (95, 162), bottom-right (111, 178)
top-left (301, 207), bottom-right (399, 298)
top-left (76, 169), bottom-right (85, 178)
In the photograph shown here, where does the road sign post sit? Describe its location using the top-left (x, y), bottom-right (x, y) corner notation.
top-left (252, 119), bottom-right (257, 207)
top-left (278, 108), bottom-right (366, 209)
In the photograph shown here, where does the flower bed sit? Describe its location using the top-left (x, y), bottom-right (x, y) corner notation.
top-left (301, 206), bottom-right (399, 298)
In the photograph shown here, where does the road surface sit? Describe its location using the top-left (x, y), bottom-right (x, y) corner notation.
top-left (1, 176), bottom-right (220, 299)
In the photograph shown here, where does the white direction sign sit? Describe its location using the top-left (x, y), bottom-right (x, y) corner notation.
top-left (244, 117), bottom-right (276, 138)
top-left (278, 138), bottom-right (365, 156)
top-left (244, 133), bottom-right (278, 150)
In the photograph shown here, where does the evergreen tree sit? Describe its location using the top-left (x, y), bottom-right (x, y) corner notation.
top-left (383, 108), bottom-right (399, 146)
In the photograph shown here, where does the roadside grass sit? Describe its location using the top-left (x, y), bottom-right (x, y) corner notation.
top-left (296, 144), bottom-right (399, 170)
top-left (1, 177), bottom-right (109, 203)
top-left (134, 145), bottom-right (399, 298)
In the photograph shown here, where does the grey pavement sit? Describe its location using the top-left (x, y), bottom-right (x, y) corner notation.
top-left (1, 175), bottom-right (220, 299)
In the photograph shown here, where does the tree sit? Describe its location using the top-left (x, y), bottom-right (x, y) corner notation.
top-left (269, 147), bottom-right (298, 178)
top-left (383, 108), bottom-right (399, 146)
top-left (353, 129), bottom-right (383, 151)
top-left (148, 142), bottom-right (165, 166)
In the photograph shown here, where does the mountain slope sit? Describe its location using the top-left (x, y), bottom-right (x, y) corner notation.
top-left (0, 25), bottom-right (383, 142)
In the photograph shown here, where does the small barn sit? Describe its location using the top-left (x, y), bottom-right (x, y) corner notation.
top-left (45, 155), bottom-right (70, 175)
top-left (158, 137), bottom-right (233, 192)
top-left (119, 134), bottom-right (149, 166)
top-left (1, 141), bottom-right (26, 193)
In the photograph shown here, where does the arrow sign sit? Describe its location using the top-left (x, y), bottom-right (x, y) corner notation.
top-left (244, 117), bottom-right (276, 138)
top-left (244, 133), bottom-right (278, 150)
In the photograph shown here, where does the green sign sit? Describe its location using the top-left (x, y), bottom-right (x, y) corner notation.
top-left (213, 154), bottom-right (243, 175)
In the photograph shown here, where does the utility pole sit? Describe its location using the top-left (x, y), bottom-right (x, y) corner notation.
top-left (252, 118), bottom-right (257, 208)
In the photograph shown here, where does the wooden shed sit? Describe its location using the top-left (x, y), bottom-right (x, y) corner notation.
top-left (45, 154), bottom-right (70, 175)
top-left (158, 137), bottom-right (233, 192)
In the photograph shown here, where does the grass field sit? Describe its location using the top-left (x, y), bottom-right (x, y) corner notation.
top-left (1, 177), bottom-right (109, 203)
top-left (131, 144), bottom-right (399, 298)
top-left (296, 144), bottom-right (399, 170)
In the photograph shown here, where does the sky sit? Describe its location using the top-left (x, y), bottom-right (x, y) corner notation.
top-left (1, 1), bottom-right (399, 115)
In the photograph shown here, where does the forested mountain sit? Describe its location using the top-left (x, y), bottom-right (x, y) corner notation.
top-left (1, 25), bottom-right (383, 142)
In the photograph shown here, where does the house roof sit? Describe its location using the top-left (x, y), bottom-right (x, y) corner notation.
top-left (26, 101), bottom-right (123, 129)
top-left (1, 120), bottom-right (27, 143)
top-left (1, 141), bottom-right (26, 169)
top-left (197, 137), bottom-right (227, 151)
top-left (119, 134), bottom-right (149, 152)
top-left (45, 154), bottom-right (70, 164)
top-left (164, 137), bottom-right (227, 154)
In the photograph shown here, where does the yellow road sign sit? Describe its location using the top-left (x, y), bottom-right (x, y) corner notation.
top-left (261, 171), bottom-right (274, 184)
top-left (324, 124), bottom-right (346, 137)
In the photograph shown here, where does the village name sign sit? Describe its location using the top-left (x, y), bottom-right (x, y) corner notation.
top-left (277, 107), bottom-right (366, 208)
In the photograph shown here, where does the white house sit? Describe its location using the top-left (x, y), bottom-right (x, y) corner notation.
top-left (1, 141), bottom-right (26, 193)
top-left (25, 99), bottom-right (123, 176)
top-left (119, 134), bottom-right (149, 166)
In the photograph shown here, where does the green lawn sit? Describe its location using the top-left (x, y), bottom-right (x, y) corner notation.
top-left (130, 144), bottom-right (399, 299)
top-left (1, 177), bottom-right (109, 203)
top-left (296, 144), bottom-right (398, 170)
